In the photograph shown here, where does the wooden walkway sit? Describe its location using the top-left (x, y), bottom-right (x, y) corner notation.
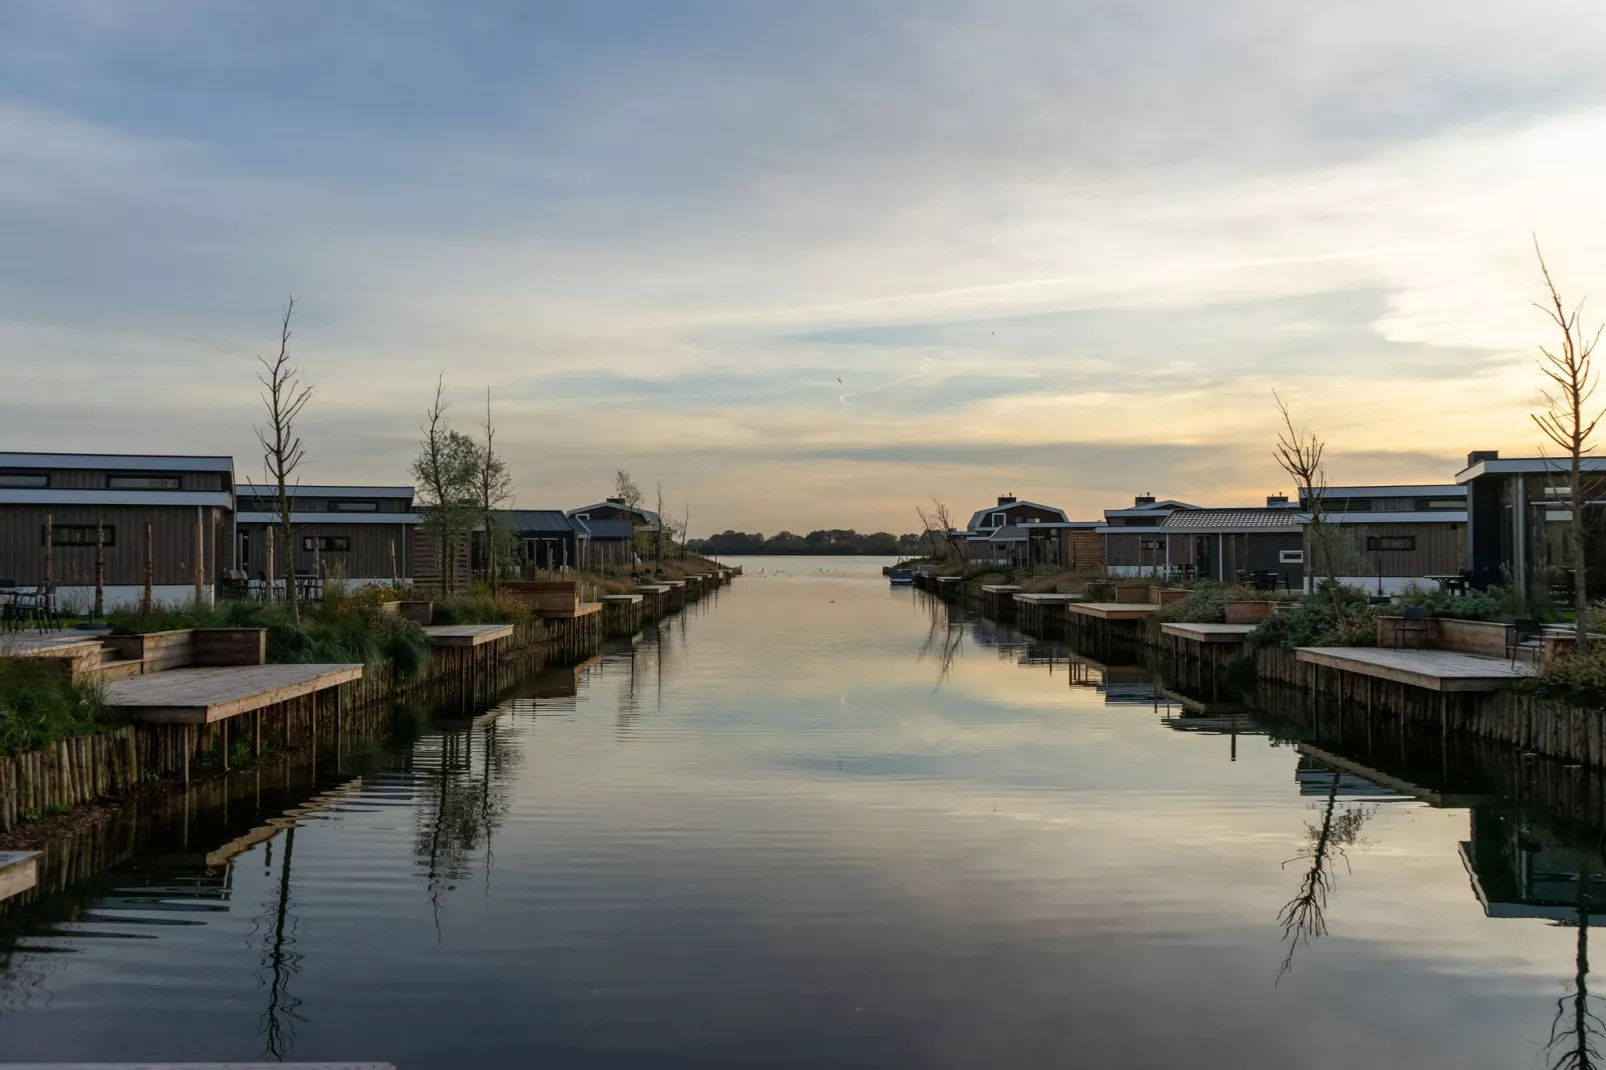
top-left (1068, 602), bottom-right (1159, 621)
top-left (102, 663), bottom-right (364, 724)
top-left (1295, 646), bottom-right (1535, 692)
top-left (0, 850), bottom-right (39, 902)
top-left (1013, 593), bottom-right (1085, 605)
top-left (1161, 622), bottom-right (1256, 643)
top-left (422, 623), bottom-right (515, 647)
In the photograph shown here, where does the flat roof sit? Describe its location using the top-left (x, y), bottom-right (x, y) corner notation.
top-left (236, 484), bottom-right (414, 497)
top-left (0, 452), bottom-right (233, 471)
top-left (1456, 456), bottom-right (1606, 482)
top-left (1315, 485), bottom-right (1465, 497)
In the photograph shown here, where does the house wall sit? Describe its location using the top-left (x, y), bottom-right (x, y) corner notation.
top-left (4, 467), bottom-right (229, 492)
top-left (237, 521), bottom-right (413, 583)
top-left (1103, 531), bottom-right (1169, 571)
top-left (0, 504), bottom-right (228, 588)
top-left (1310, 521), bottom-right (1465, 581)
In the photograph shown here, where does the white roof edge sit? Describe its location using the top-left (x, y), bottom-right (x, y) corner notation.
top-left (1316, 511), bottom-right (1468, 524)
top-left (1314, 485), bottom-right (1465, 496)
top-left (236, 511), bottom-right (422, 525)
top-left (0, 452), bottom-right (233, 471)
top-left (235, 484), bottom-right (414, 498)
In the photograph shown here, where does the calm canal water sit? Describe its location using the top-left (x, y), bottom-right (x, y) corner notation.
top-left (1, 556), bottom-right (1602, 1068)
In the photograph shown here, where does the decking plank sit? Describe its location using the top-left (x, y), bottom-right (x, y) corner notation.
top-left (1161, 622), bottom-right (1256, 643)
top-left (421, 623), bottom-right (516, 647)
top-left (1068, 602), bottom-right (1160, 621)
top-left (103, 663), bottom-right (364, 724)
top-left (1295, 646), bottom-right (1534, 692)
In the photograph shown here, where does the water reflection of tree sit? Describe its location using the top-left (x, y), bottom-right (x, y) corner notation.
top-left (252, 828), bottom-right (305, 1059)
top-left (1277, 767), bottom-right (1375, 982)
top-left (917, 602), bottom-right (964, 688)
top-left (414, 724), bottom-right (516, 936)
top-left (1549, 856), bottom-right (1606, 1070)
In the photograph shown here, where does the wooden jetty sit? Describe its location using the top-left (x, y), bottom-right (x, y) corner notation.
top-left (1161, 622), bottom-right (1255, 644)
top-left (1295, 646), bottom-right (1534, 692)
top-left (0, 850), bottom-right (40, 902)
top-left (103, 663), bottom-right (364, 724)
top-left (1011, 592), bottom-right (1083, 633)
top-left (601, 593), bottom-right (645, 636)
top-left (978, 584), bottom-right (1021, 618)
top-left (422, 623), bottom-right (516, 647)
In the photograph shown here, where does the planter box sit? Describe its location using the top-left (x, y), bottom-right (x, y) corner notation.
top-left (1148, 587), bottom-right (1190, 606)
top-left (1056, 580), bottom-right (1089, 595)
top-left (1113, 584), bottom-right (1151, 604)
top-left (1436, 618), bottom-right (1510, 657)
top-left (193, 628), bottom-right (268, 666)
top-left (1225, 601), bottom-right (1277, 624)
top-left (503, 580), bottom-right (581, 617)
top-left (102, 629), bottom-right (194, 672)
top-left (396, 600), bottom-right (434, 625)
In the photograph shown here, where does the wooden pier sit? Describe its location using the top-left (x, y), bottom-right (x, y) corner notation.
top-left (1295, 646), bottom-right (1534, 692)
top-left (0, 850), bottom-right (39, 902)
top-left (102, 663), bottom-right (364, 724)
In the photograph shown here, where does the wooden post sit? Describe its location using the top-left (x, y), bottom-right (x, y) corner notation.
top-left (42, 511), bottom-right (53, 589)
top-left (94, 521), bottom-right (105, 619)
top-left (221, 719), bottom-right (229, 772)
top-left (254, 709), bottom-right (262, 758)
top-left (194, 508), bottom-right (206, 605)
top-left (183, 724), bottom-right (192, 787)
top-left (391, 538), bottom-right (398, 588)
top-left (142, 522), bottom-right (154, 616)
top-left (266, 537), bottom-right (275, 603)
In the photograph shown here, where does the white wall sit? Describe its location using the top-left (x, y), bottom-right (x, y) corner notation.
top-left (54, 584), bottom-right (215, 613)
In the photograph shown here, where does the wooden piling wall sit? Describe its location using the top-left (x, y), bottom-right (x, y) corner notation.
top-left (0, 573), bottom-right (731, 831)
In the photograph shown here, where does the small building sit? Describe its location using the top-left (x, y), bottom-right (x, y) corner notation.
top-left (959, 495), bottom-right (1099, 569)
top-left (0, 451), bottom-right (234, 609)
top-left (494, 509), bottom-right (582, 572)
top-left (1158, 504), bottom-right (1305, 587)
top-left (1302, 483), bottom-right (1468, 595)
top-left (567, 497), bottom-right (662, 564)
top-left (1097, 495), bottom-right (1200, 576)
top-left (1456, 450), bottom-right (1606, 601)
top-left (235, 484), bottom-right (420, 588)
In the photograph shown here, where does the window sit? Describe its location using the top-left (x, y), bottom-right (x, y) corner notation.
top-left (1334, 498), bottom-right (1372, 512)
top-left (1418, 498), bottom-right (1463, 510)
top-left (575, 513), bottom-right (590, 521)
top-left (1279, 549), bottom-right (1304, 564)
top-left (989, 512), bottom-right (1006, 527)
top-left (107, 473), bottom-right (180, 490)
top-left (329, 500), bottom-right (378, 512)
top-left (301, 535), bottom-right (351, 552)
top-left (0, 471), bottom-right (47, 488)
top-left (1366, 535), bottom-right (1416, 552)
top-left (1139, 539), bottom-right (1163, 551)
top-left (48, 525), bottom-right (114, 547)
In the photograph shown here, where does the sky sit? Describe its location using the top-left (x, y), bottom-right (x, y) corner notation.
top-left (4, 1), bottom-right (1606, 534)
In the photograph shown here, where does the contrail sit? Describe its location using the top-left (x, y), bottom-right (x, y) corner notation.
top-left (839, 356), bottom-right (938, 404)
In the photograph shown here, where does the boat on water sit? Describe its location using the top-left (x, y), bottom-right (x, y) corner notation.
top-left (889, 567), bottom-right (915, 586)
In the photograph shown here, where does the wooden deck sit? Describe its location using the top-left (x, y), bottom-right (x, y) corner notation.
top-left (102, 663), bottom-right (364, 724)
top-left (0, 850), bottom-right (40, 902)
top-left (1069, 602), bottom-right (1160, 621)
top-left (1013, 593), bottom-right (1085, 605)
top-left (422, 623), bottom-right (516, 647)
top-left (1161, 622), bottom-right (1256, 643)
top-left (601, 594), bottom-right (644, 604)
top-left (0, 630), bottom-right (104, 659)
top-left (980, 584), bottom-right (1021, 594)
top-left (1295, 646), bottom-right (1535, 692)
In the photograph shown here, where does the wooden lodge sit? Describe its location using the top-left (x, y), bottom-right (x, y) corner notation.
top-left (1301, 483), bottom-right (1467, 595)
top-left (1458, 450), bottom-right (1606, 600)
top-left (567, 497), bottom-right (662, 568)
top-left (235, 484), bottom-right (419, 590)
top-left (0, 451), bottom-right (234, 610)
top-left (1097, 495), bottom-right (1200, 577)
top-left (960, 495), bottom-right (1101, 569)
top-left (1156, 501), bottom-right (1305, 589)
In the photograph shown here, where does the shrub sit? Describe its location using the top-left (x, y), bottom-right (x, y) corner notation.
top-left (1155, 583), bottom-right (1261, 624)
top-left (1391, 584), bottom-right (1504, 622)
top-left (432, 593), bottom-right (531, 626)
top-left (1530, 646), bottom-right (1606, 709)
top-left (1248, 597), bottom-right (1385, 649)
top-left (0, 659), bottom-right (111, 756)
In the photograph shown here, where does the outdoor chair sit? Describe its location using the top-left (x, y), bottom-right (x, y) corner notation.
top-left (1393, 606), bottom-right (1433, 650)
top-left (1508, 618), bottom-right (1545, 668)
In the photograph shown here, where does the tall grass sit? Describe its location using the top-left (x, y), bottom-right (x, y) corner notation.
top-left (0, 659), bottom-right (110, 756)
top-left (107, 584), bottom-right (432, 675)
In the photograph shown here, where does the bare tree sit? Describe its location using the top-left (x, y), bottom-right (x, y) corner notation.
top-left (412, 377), bottom-right (479, 596)
top-left (1534, 243), bottom-right (1605, 650)
top-left (475, 389), bottom-right (514, 595)
top-left (1273, 392), bottom-right (1358, 603)
top-left (255, 297), bottom-right (314, 621)
top-left (916, 498), bottom-right (959, 565)
top-left (612, 469), bottom-right (644, 510)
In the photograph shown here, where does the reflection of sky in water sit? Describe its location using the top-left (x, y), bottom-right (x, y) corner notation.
top-left (0, 558), bottom-right (1597, 1068)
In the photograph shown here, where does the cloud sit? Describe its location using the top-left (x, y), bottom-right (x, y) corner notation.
top-left (0, 1), bottom-right (1603, 530)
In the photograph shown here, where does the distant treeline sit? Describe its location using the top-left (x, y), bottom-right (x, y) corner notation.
top-left (688, 530), bottom-right (928, 556)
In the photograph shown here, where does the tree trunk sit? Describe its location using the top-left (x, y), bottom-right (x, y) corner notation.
top-left (1575, 458), bottom-right (1590, 652)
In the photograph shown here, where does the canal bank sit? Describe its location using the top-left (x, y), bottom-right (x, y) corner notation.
top-left (0, 570), bottom-right (737, 838)
top-left (2, 556), bottom-right (1605, 1069)
top-left (914, 571), bottom-right (1606, 768)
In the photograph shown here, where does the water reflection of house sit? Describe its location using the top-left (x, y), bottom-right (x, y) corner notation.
top-left (1157, 688), bottom-right (1264, 736)
top-left (1293, 755), bottom-right (1409, 800)
top-left (1460, 810), bottom-right (1606, 923)
top-left (1098, 666), bottom-right (1162, 706)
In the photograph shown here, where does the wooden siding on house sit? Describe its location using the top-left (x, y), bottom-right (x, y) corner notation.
top-left (0, 504), bottom-right (227, 587)
top-left (1103, 531), bottom-right (1169, 569)
top-left (411, 527), bottom-right (472, 592)
top-left (0, 467), bottom-right (230, 492)
top-left (237, 520), bottom-right (413, 583)
top-left (1315, 521), bottom-right (1466, 578)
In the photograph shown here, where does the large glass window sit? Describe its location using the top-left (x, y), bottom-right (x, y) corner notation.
top-left (0, 471), bottom-right (47, 488)
top-left (107, 473), bottom-right (181, 490)
top-left (329, 500), bottom-right (378, 512)
top-left (48, 525), bottom-right (114, 547)
top-left (302, 535), bottom-right (351, 552)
